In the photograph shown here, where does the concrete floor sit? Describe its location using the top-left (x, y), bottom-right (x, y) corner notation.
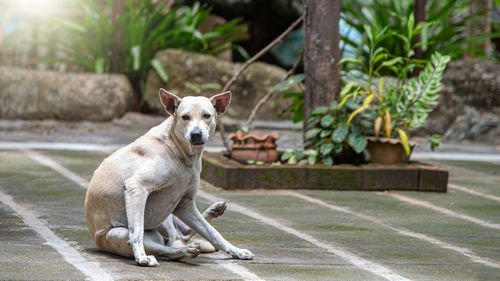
top-left (0, 117), bottom-right (499, 280)
top-left (0, 147), bottom-right (499, 280)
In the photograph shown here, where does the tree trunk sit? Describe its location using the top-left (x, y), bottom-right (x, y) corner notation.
top-left (303, 0), bottom-right (341, 143)
top-left (414, 0), bottom-right (426, 60)
top-left (412, 0), bottom-right (426, 76)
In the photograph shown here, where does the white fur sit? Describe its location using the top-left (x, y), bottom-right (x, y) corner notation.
top-left (84, 90), bottom-right (253, 266)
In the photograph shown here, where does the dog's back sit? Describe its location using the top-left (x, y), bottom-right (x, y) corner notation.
top-left (85, 119), bottom-right (173, 248)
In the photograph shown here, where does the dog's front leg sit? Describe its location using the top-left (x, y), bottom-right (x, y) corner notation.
top-left (124, 180), bottom-right (159, 266)
top-left (174, 198), bottom-right (253, 260)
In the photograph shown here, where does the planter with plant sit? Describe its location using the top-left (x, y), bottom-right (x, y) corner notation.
top-left (200, 10), bottom-right (449, 191)
top-left (211, 15), bottom-right (305, 164)
top-left (340, 23), bottom-right (450, 164)
top-left (281, 96), bottom-right (370, 166)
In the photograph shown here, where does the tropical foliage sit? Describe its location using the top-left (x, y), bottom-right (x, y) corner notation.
top-left (38, 0), bottom-right (247, 96)
top-left (343, 52), bottom-right (450, 155)
top-left (342, 0), bottom-right (499, 61)
top-left (281, 97), bottom-right (369, 166)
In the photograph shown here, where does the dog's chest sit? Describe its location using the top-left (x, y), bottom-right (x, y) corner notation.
top-left (143, 163), bottom-right (200, 228)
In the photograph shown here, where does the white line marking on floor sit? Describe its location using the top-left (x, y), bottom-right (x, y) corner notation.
top-left (449, 183), bottom-right (500, 203)
top-left (197, 190), bottom-right (411, 281)
top-left (411, 152), bottom-right (500, 162)
top-left (0, 141), bottom-right (122, 152)
top-left (288, 191), bottom-right (500, 269)
top-left (0, 188), bottom-right (113, 281)
top-left (385, 192), bottom-right (500, 231)
top-left (216, 261), bottom-right (264, 281)
top-left (24, 149), bottom-right (261, 281)
top-left (2, 141), bottom-right (499, 162)
top-left (0, 141), bottom-right (226, 153)
top-left (24, 149), bottom-right (89, 189)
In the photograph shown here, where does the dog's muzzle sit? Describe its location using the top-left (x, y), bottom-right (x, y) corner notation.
top-left (190, 129), bottom-right (205, 146)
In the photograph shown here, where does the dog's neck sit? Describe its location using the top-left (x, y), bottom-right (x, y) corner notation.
top-left (169, 118), bottom-right (203, 165)
top-left (150, 117), bottom-right (203, 166)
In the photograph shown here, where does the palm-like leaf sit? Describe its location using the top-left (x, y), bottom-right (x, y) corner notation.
top-left (400, 52), bottom-right (450, 128)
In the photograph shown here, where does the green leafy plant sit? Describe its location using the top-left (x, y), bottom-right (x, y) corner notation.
top-left (38, 0), bottom-right (247, 97)
top-left (281, 98), bottom-right (369, 166)
top-left (281, 148), bottom-right (319, 166)
top-left (344, 52), bottom-right (450, 155)
top-left (342, 0), bottom-right (500, 61)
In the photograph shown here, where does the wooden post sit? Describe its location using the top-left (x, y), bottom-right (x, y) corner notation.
top-left (303, 0), bottom-right (341, 140)
top-left (414, 0), bottom-right (426, 60)
top-left (412, 0), bottom-right (426, 76)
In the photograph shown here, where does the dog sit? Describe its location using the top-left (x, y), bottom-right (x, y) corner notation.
top-left (85, 89), bottom-right (253, 266)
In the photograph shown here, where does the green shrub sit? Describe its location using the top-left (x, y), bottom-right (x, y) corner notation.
top-left (342, 0), bottom-right (499, 61)
top-left (281, 97), bottom-right (369, 166)
top-left (38, 0), bottom-right (247, 96)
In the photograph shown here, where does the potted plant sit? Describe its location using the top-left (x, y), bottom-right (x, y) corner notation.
top-left (228, 73), bottom-right (304, 164)
top-left (343, 52), bottom-right (450, 164)
top-left (281, 96), bottom-right (370, 166)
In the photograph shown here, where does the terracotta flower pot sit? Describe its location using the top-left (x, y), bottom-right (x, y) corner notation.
top-left (366, 137), bottom-right (417, 164)
top-left (228, 132), bottom-right (279, 164)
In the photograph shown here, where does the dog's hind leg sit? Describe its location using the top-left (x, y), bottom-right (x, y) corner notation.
top-left (158, 201), bottom-right (227, 253)
top-left (97, 227), bottom-right (200, 263)
top-left (173, 201), bottom-right (227, 239)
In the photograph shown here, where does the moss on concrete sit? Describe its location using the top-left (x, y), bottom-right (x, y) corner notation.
top-left (202, 153), bottom-right (447, 191)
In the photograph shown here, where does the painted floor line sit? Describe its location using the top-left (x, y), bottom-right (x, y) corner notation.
top-left (411, 152), bottom-right (500, 162)
top-left (385, 192), bottom-right (500, 231)
top-left (0, 188), bottom-right (114, 281)
top-left (0, 141), bottom-right (123, 152)
top-left (0, 141), bottom-right (226, 153)
top-left (198, 190), bottom-right (411, 281)
top-left (216, 261), bottom-right (265, 281)
top-left (3, 141), bottom-right (500, 161)
top-left (449, 183), bottom-right (500, 203)
top-left (23, 149), bottom-right (89, 189)
top-left (288, 191), bottom-right (500, 269)
top-left (24, 149), bottom-right (262, 281)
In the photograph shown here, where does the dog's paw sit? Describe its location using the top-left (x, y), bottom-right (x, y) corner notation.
top-left (227, 247), bottom-right (254, 260)
top-left (136, 255), bottom-right (159, 267)
top-left (185, 242), bottom-right (201, 258)
top-left (207, 201), bottom-right (227, 218)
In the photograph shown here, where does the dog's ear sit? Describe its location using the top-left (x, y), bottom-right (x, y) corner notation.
top-left (210, 91), bottom-right (232, 115)
top-left (159, 88), bottom-right (181, 115)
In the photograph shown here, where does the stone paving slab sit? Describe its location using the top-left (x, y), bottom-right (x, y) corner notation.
top-left (1, 149), bottom-right (500, 280)
top-left (427, 160), bottom-right (500, 197)
top-left (0, 203), bottom-right (87, 280)
top-left (1, 150), bottom-right (380, 280)
top-left (300, 190), bottom-right (500, 263)
top-left (213, 191), bottom-right (500, 281)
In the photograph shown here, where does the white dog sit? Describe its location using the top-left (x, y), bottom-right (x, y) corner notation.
top-left (85, 89), bottom-right (253, 266)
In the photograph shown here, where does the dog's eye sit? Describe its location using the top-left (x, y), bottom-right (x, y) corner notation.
top-left (182, 115), bottom-right (190, 121)
top-left (203, 114), bottom-right (211, 119)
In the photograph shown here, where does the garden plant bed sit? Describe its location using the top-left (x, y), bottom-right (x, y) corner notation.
top-left (202, 152), bottom-right (448, 192)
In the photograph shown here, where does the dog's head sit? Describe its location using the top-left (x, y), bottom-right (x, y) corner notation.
top-left (159, 88), bottom-right (231, 146)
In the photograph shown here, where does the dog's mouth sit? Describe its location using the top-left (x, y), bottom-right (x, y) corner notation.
top-left (190, 141), bottom-right (205, 146)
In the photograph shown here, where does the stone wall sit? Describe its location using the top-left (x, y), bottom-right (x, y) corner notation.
top-left (442, 60), bottom-right (500, 109)
top-left (415, 60), bottom-right (500, 144)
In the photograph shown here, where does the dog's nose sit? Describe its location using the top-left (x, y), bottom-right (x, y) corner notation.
top-left (190, 130), bottom-right (204, 145)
